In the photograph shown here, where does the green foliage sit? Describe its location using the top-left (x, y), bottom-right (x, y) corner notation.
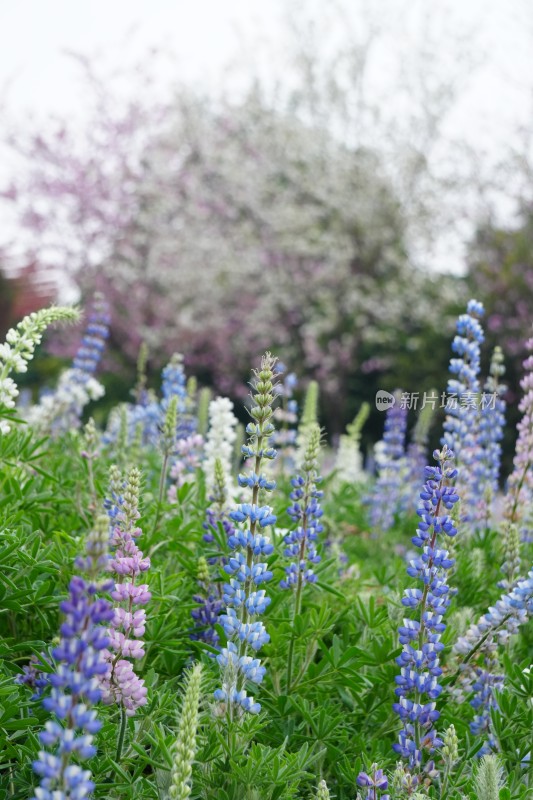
top-left (0, 406), bottom-right (531, 799)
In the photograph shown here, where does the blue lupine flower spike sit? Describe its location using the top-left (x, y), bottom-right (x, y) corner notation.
top-left (393, 445), bottom-right (459, 785)
top-left (215, 352), bottom-right (278, 718)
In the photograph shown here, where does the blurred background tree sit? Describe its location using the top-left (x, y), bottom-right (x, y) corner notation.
top-left (0, 1), bottom-right (531, 455)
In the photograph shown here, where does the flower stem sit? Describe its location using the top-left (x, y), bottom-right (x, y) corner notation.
top-left (116, 705), bottom-right (127, 763)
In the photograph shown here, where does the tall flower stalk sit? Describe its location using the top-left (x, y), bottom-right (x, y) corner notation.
top-left (334, 402), bottom-right (369, 485)
top-left (504, 335), bottom-right (533, 534)
top-left (168, 663), bottom-right (203, 800)
top-left (281, 423), bottom-right (323, 690)
top-left (369, 394), bottom-right (408, 532)
top-left (101, 466), bottom-right (149, 727)
top-left (30, 517), bottom-right (113, 800)
top-left (472, 346), bottom-right (506, 530)
top-left (453, 566), bottom-right (533, 753)
top-left (393, 445), bottom-right (459, 779)
top-left (441, 299), bottom-right (485, 529)
top-left (214, 353), bottom-right (278, 718)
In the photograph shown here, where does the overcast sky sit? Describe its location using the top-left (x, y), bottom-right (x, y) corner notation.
top-left (1, 0), bottom-right (532, 273)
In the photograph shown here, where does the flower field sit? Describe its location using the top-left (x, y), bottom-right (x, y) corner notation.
top-left (0, 297), bottom-right (532, 800)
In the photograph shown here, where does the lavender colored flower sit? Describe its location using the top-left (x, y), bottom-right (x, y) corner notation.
top-left (100, 466), bottom-right (149, 716)
top-left (470, 346), bottom-right (506, 530)
top-left (215, 353), bottom-right (278, 718)
top-left (504, 335), bottom-right (533, 535)
top-left (29, 519), bottom-right (113, 800)
top-left (368, 393), bottom-right (408, 532)
top-left (393, 445), bottom-right (459, 776)
top-left (357, 764), bottom-right (390, 800)
top-left (15, 653), bottom-right (52, 701)
top-left (167, 433), bottom-right (205, 498)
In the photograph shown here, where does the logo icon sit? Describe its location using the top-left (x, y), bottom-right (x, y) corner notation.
top-left (375, 390), bottom-right (395, 411)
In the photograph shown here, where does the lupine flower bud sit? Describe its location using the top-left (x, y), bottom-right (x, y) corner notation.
top-left (162, 396), bottom-right (179, 455)
top-left (315, 778), bottom-right (330, 799)
top-left (169, 663), bottom-right (203, 800)
top-left (499, 523), bottom-right (521, 589)
top-left (474, 755), bottom-right (502, 800)
top-left (442, 724), bottom-right (459, 767)
top-left (296, 379), bottom-right (319, 467)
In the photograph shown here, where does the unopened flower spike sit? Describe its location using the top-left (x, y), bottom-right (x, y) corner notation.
top-left (169, 663), bottom-right (203, 800)
top-left (273, 362), bottom-right (299, 468)
top-left (504, 334), bottom-right (533, 534)
top-left (215, 352), bottom-right (278, 718)
top-left (315, 778), bottom-right (331, 799)
top-left (296, 379), bottom-right (319, 466)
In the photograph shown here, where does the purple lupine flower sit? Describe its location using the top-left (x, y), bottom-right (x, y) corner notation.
top-left (357, 764), bottom-right (390, 800)
top-left (161, 353), bottom-right (196, 439)
top-left (393, 446), bottom-right (459, 778)
top-left (215, 353), bottom-right (278, 718)
top-left (100, 466), bottom-right (149, 716)
top-left (167, 433), bottom-right (204, 499)
top-left (71, 294), bottom-right (110, 381)
top-left (28, 517), bottom-right (113, 800)
top-left (191, 456), bottom-right (237, 645)
top-left (504, 335), bottom-right (533, 536)
top-left (15, 653), bottom-right (52, 701)
top-left (273, 362), bottom-right (298, 468)
top-left (368, 392), bottom-right (408, 532)
top-left (441, 299), bottom-right (485, 529)
top-left (453, 566), bottom-right (533, 753)
top-left (470, 346), bottom-right (506, 530)
top-left (403, 400), bottom-right (435, 513)
top-left (280, 423), bottom-right (322, 591)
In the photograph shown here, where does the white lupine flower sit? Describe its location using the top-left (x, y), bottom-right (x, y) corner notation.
top-left (0, 377), bottom-right (19, 409)
top-left (203, 397), bottom-right (238, 499)
top-left (27, 370), bottom-right (105, 434)
top-left (0, 306), bottom-right (79, 435)
top-left (334, 435), bottom-right (364, 483)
